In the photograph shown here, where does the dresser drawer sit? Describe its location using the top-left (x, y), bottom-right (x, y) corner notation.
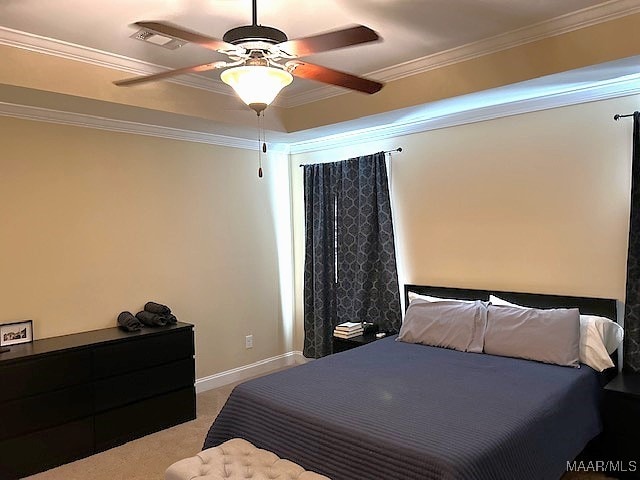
top-left (94, 386), bottom-right (196, 451)
top-left (0, 350), bottom-right (91, 403)
top-left (0, 384), bottom-right (93, 441)
top-left (0, 418), bottom-right (93, 480)
top-left (94, 357), bottom-right (195, 411)
top-left (93, 328), bottom-right (193, 378)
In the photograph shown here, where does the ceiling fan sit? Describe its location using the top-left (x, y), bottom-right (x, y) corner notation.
top-left (114, 0), bottom-right (384, 115)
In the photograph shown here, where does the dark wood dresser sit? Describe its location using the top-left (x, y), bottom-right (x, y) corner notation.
top-left (0, 322), bottom-right (195, 480)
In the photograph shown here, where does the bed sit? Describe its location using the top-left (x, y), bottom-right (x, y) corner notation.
top-left (203, 285), bottom-right (619, 480)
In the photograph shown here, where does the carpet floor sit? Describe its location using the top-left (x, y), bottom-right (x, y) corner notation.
top-left (24, 369), bottom-right (611, 480)
top-left (24, 383), bottom-right (235, 480)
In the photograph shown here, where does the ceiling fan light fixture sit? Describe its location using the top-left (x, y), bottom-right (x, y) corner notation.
top-left (220, 65), bottom-right (293, 112)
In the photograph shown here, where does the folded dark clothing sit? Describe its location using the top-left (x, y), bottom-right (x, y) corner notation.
top-left (144, 301), bottom-right (171, 315)
top-left (135, 310), bottom-right (168, 327)
top-left (117, 311), bottom-right (143, 332)
top-left (165, 314), bottom-right (178, 324)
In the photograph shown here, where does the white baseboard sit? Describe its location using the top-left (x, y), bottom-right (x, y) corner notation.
top-left (195, 351), bottom-right (307, 393)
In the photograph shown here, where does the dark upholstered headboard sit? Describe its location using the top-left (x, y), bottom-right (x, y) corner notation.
top-left (403, 284), bottom-right (617, 320)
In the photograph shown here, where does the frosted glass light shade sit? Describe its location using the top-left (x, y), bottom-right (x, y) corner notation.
top-left (221, 66), bottom-right (293, 107)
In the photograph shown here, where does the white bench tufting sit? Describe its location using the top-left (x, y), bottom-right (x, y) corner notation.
top-left (165, 438), bottom-right (331, 480)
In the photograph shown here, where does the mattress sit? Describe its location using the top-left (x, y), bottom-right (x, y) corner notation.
top-left (204, 336), bottom-right (603, 480)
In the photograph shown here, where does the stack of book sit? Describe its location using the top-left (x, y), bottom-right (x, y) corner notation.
top-left (333, 322), bottom-right (364, 339)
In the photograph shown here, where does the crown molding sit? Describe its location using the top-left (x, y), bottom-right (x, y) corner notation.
top-left (286, 73), bottom-right (640, 154)
top-left (1, 65), bottom-right (639, 155)
top-left (0, 101), bottom-right (258, 151)
top-left (0, 26), bottom-right (233, 96)
top-left (278, 0), bottom-right (640, 108)
top-left (0, 74), bottom-right (640, 154)
top-left (2, 0), bottom-right (638, 109)
top-left (1, 72), bottom-right (638, 154)
top-left (375, 0), bottom-right (640, 83)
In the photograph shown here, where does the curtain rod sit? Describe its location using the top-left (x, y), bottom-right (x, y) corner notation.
top-left (614, 112), bottom-right (638, 120)
top-left (299, 147), bottom-right (403, 167)
top-left (383, 147), bottom-right (403, 154)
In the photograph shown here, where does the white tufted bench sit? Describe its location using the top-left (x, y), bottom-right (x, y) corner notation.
top-left (165, 438), bottom-right (331, 480)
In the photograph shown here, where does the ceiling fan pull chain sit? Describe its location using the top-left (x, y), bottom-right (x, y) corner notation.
top-left (262, 111), bottom-right (267, 154)
top-left (257, 112), bottom-right (263, 178)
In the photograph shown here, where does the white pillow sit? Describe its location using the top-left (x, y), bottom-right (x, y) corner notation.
top-left (488, 295), bottom-right (623, 372)
top-left (408, 291), bottom-right (475, 304)
top-left (488, 295), bottom-right (519, 308)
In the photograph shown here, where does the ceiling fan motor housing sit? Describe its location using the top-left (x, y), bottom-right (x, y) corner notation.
top-left (223, 25), bottom-right (288, 45)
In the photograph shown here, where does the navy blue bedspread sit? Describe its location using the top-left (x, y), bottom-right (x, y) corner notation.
top-left (204, 337), bottom-right (602, 480)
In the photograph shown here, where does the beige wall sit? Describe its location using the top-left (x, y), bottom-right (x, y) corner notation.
top-left (0, 116), bottom-right (289, 379)
top-left (292, 96), bottom-right (638, 350)
top-left (3, 93), bottom-right (637, 368)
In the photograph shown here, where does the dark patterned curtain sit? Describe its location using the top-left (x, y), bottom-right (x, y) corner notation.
top-left (624, 111), bottom-right (640, 373)
top-left (302, 164), bottom-right (337, 359)
top-left (303, 152), bottom-right (402, 358)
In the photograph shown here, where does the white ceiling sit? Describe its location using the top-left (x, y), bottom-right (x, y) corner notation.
top-left (1, 0), bottom-right (639, 145)
top-left (0, 0), bottom-right (614, 98)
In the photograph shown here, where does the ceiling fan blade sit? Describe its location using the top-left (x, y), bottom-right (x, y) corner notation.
top-left (277, 25), bottom-right (379, 57)
top-left (288, 61), bottom-right (383, 94)
top-left (114, 62), bottom-right (223, 86)
top-left (135, 21), bottom-right (237, 52)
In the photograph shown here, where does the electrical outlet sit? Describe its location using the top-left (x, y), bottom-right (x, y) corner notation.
top-left (245, 334), bottom-right (253, 349)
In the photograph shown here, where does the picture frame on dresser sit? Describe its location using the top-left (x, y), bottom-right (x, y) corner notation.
top-left (0, 320), bottom-right (33, 346)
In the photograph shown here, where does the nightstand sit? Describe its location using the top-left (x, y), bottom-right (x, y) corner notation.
top-left (602, 372), bottom-right (640, 479)
top-left (332, 332), bottom-right (386, 353)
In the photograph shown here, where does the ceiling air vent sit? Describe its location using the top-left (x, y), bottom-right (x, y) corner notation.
top-left (130, 28), bottom-right (186, 50)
